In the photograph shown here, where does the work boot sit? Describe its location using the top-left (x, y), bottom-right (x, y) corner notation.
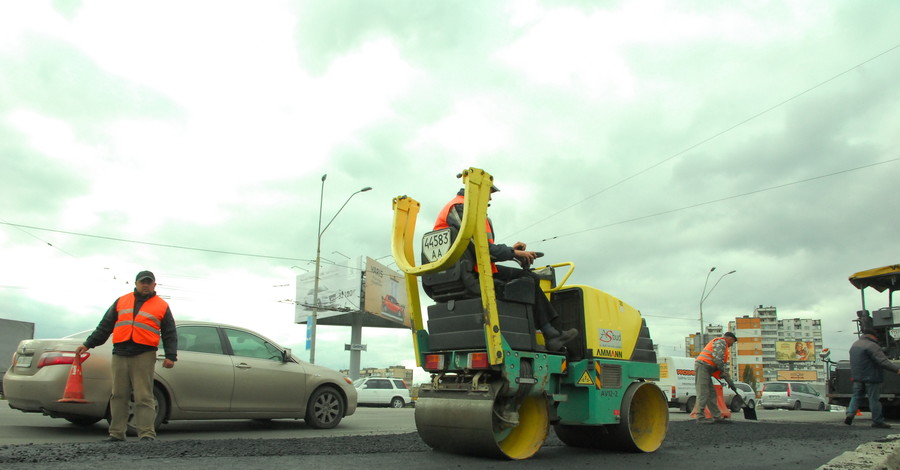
top-left (844, 414), bottom-right (854, 425)
top-left (545, 328), bottom-right (578, 352)
top-left (713, 418), bottom-right (732, 424)
top-left (872, 422), bottom-right (891, 429)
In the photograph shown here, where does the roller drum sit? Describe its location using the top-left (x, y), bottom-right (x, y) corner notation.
top-left (415, 389), bottom-right (549, 460)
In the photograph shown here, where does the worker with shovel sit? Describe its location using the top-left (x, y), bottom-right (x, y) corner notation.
top-left (695, 332), bottom-right (739, 424)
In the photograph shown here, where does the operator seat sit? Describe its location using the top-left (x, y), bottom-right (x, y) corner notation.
top-left (421, 226), bottom-right (539, 351)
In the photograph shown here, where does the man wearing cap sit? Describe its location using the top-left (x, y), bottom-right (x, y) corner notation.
top-left (75, 270), bottom-right (177, 441)
top-left (693, 332), bottom-right (738, 424)
top-left (844, 328), bottom-right (900, 428)
top-left (433, 186), bottom-right (578, 352)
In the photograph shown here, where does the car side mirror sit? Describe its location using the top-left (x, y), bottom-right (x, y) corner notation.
top-left (282, 348), bottom-right (292, 362)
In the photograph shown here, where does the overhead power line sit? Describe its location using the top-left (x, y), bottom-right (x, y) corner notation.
top-left (508, 42), bottom-right (900, 238)
top-left (537, 157), bottom-right (900, 243)
top-left (0, 222), bottom-right (314, 262)
top-left (5, 157), bottom-right (896, 263)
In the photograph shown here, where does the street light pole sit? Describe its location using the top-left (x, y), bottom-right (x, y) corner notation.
top-left (309, 175), bottom-right (372, 364)
top-left (699, 267), bottom-right (736, 346)
top-left (699, 267), bottom-right (716, 345)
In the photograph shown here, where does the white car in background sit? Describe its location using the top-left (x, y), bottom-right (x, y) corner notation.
top-left (353, 377), bottom-right (410, 408)
top-left (724, 381), bottom-right (757, 411)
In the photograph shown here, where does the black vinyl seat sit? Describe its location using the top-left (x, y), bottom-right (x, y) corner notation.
top-left (420, 227), bottom-right (537, 351)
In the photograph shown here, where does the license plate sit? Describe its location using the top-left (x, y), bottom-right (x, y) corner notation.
top-left (422, 228), bottom-right (452, 263)
top-left (15, 355), bottom-right (33, 368)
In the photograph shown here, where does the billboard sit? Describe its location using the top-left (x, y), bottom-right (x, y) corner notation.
top-left (776, 370), bottom-right (818, 381)
top-left (363, 257), bottom-right (410, 327)
top-left (294, 261), bottom-right (362, 323)
top-left (775, 341), bottom-right (816, 362)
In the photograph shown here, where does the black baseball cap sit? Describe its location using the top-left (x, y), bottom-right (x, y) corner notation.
top-left (135, 270), bottom-right (155, 282)
top-left (723, 331), bottom-right (738, 341)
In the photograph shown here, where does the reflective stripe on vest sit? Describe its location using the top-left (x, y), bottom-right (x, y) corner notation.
top-left (112, 293), bottom-right (168, 347)
top-left (434, 194), bottom-right (497, 273)
top-left (696, 337), bottom-right (730, 379)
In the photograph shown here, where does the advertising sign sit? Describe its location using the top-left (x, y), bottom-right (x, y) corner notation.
top-left (775, 341), bottom-right (816, 362)
top-left (294, 261), bottom-right (361, 323)
top-left (363, 257), bottom-right (410, 327)
top-left (776, 370), bottom-right (818, 381)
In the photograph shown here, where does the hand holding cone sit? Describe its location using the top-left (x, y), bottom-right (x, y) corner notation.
top-left (58, 352), bottom-right (91, 404)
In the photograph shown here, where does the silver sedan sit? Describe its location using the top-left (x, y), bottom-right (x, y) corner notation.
top-left (4, 321), bottom-right (357, 431)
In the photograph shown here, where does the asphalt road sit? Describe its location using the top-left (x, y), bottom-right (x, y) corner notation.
top-left (1, 402), bottom-right (896, 469)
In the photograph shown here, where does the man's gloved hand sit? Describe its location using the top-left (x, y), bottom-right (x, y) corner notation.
top-left (725, 377), bottom-right (736, 390)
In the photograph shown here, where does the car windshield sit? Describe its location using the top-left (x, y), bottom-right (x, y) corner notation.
top-left (764, 383), bottom-right (788, 392)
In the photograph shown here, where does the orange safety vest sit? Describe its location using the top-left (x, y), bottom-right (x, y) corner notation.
top-left (112, 293), bottom-right (168, 347)
top-left (696, 337), bottom-right (731, 379)
top-left (434, 194), bottom-right (498, 273)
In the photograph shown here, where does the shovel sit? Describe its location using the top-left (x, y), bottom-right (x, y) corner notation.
top-left (725, 382), bottom-right (758, 420)
top-left (717, 378), bottom-right (758, 420)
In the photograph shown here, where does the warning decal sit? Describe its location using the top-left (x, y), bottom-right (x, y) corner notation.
top-left (578, 371), bottom-right (593, 385)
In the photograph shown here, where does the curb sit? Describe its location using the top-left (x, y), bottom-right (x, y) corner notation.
top-left (818, 434), bottom-right (900, 470)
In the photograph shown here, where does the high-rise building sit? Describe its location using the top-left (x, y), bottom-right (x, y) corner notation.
top-left (730, 316), bottom-right (763, 385)
top-left (755, 305), bottom-right (779, 378)
top-left (776, 317), bottom-right (825, 381)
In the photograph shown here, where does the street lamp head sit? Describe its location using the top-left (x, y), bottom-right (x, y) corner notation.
top-left (360, 186), bottom-right (372, 192)
top-left (727, 270), bottom-right (736, 274)
top-left (321, 174), bottom-right (327, 182)
top-left (710, 267), bottom-right (716, 272)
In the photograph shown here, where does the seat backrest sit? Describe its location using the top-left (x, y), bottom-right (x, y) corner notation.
top-left (421, 226), bottom-right (481, 302)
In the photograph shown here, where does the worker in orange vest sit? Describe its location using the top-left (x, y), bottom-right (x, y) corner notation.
top-left (76, 271), bottom-right (177, 441)
top-left (694, 331), bottom-right (738, 424)
top-left (434, 186), bottom-right (577, 351)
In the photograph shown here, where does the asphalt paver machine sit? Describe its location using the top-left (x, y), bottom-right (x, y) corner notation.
top-left (390, 168), bottom-right (668, 459)
top-left (828, 264), bottom-right (900, 415)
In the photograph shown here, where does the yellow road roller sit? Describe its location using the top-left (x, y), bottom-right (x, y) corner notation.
top-left (391, 167), bottom-right (668, 460)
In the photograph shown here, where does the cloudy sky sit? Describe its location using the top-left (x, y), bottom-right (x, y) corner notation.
top-left (2, 1), bottom-right (898, 382)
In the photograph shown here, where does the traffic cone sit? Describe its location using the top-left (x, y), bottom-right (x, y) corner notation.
top-left (58, 353), bottom-right (91, 403)
top-left (856, 409), bottom-right (863, 416)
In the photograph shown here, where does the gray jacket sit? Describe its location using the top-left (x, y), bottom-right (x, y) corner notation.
top-left (849, 335), bottom-right (899, 383)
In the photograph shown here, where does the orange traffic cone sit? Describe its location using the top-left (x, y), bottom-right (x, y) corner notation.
top-left (856, 409), bottom-right (863, 416)
top-left (58, 353), bottom-right (91, 403)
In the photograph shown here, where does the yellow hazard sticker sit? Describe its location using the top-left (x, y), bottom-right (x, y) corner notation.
top-left (578, 371), bottom-right (593, 385)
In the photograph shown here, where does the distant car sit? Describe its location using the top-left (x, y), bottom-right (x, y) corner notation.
top-left (353, 377), bottom-right (410, 408)
top-left (4, 321), bottom-right (357, 431)
top-left (381, 294), bottom-right (404, 321)
top-left (723, 381), bottom-right (757, 411)
top-left (759, 381), bottom-right (827, 411)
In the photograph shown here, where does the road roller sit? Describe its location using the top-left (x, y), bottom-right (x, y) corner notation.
top-left (390, 168), bottom-right (668, 460)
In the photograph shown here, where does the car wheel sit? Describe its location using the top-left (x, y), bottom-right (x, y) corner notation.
top-left (65, 416), bottom-right (103, 426)
top-left (747, 399), bottom-right (755, 409)
top-left (817, 401), bottom-right (826, 411)
top-left (120, 386), bottom-right (167, 436)
top-left (390, 397), bottom-right (405, 408)
top-left (306, 386), bottom-right (345, 429)
top-left (730, 397), bottom-right (742, 412)
top-left (685, 396), bottom-right (696, 414)
top-left (792, 401), bottom-right (801, 411)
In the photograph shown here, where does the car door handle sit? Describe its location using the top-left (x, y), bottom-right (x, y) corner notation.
top-left (235, 363), bottom-right (251, 369)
